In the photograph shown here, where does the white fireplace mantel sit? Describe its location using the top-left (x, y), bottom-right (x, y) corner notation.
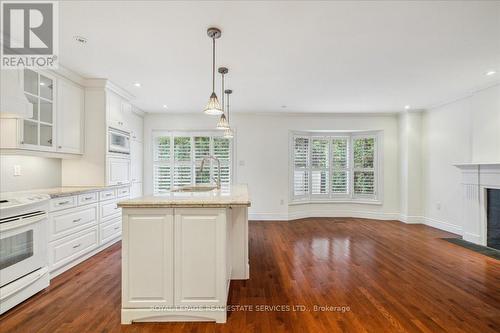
top-left (454, 163), bottom-right (500, 246)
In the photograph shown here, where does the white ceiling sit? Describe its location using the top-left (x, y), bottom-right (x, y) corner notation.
top-left (59, 1), bottom-right (500, 114)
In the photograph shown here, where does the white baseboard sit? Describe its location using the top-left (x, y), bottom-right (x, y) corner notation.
top-left (422, 217), bottom-right (462, 235)
top-left (248, 213), bottom-right (289, 221)
top-left (399, 215), bottom-right (424, 224)
top-left (249, 211), bottom-right (400, 221)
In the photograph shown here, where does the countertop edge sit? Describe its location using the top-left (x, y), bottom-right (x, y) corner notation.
top-left (118, 202), bottom-right (251, 208)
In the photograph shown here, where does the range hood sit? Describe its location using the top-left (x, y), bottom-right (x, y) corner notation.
top-left (0, 69), bottom-right (33, 119)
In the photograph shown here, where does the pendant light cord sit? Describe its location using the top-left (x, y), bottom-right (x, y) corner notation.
top-left (221, 73), bottom-right (225, 114)
top-left (212, 38), bottom-right (216, 93)
top-left (227, 93), bottom-right (230, 123)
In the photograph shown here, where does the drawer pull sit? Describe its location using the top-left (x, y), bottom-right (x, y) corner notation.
top-left (73, 218), bottom-right (82, 223)
top-left (72, 243), bottom-right (81, 249)
top-left (58, 200), bottom-right (70, 205)
top-left (84, 196), bottom-right (93, 200)
top-left (105, 193), bottom-right (112, 197)
top-left (114, 226), bottom-right (120, 230)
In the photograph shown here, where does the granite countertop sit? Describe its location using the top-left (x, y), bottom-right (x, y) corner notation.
top-left (0, 185), bottom-right (129, 199)
top-left (118, 184), bottom-right (251, 208)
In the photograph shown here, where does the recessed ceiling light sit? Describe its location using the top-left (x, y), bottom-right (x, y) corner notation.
top-left (73, 35), bottom-right (88, 44)
top-left (133, 82), bottom-right (141, 87)
top-left (162, 105), bottom-right (168, 109)
top-left (486, 70), bottom-right (496, 76)
top-left (404, 105), bottom-right (410, 110)
top-left (40, 82), bottom-right (45, 86)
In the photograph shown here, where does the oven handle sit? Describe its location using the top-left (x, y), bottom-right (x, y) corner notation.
top-left (0, 213), bottom-right (47, 232)
top-left (0, 267), bottom-right (48, 302)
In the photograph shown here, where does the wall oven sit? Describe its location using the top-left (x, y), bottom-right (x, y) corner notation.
top-left (0, 194), bottom-right (50, 314)
top-left (108, 127), bottom-right (130, 155)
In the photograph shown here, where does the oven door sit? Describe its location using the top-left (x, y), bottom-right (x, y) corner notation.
top-left (0, 212), bottom-right (47, 287)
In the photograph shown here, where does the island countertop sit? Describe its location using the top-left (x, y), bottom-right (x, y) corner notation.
top-left (117, 184), bottom-right (251, 208)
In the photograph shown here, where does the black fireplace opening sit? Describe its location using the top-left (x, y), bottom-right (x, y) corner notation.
top-left (487, 189), bottom-right (500, 250)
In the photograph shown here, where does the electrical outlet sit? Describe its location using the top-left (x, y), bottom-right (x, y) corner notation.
top-left (14, 165), bottom-right (21, 176)
top-left (436, 202), bottom-right (441, 210)
top-left (239, 160), bottom-right (245, 166)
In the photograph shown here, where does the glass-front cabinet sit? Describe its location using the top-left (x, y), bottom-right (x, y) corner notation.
top-left (21, 69), bottom-right (55, 150)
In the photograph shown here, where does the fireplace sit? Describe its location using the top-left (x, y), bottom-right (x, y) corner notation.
top-left (487, 189), bottom-right (500, 250)
top-left (454, 163), bottom-right (500, 246)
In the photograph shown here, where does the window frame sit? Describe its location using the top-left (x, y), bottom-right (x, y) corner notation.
top-left (289, 130), bottom-right (382, 205)
top-left (152, 130), bottom-right (235, 194)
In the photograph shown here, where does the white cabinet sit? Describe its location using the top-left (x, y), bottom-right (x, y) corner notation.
top-left (174, 209), bottom-right (227, 307)
top-left (107, 91), bottom-right (124, 129)
top-left (130, 140), bottom-right (143, 183)
top-left (121, 208), bottom-right (230, 323)
top-left (128, 111), bottom-right (143, 142)
top-left (130, 182), bottom-right (143, 199)
top-left (107, 157), bottom-right (131, 186)
top-left (122, 209), bottom-right (174, 308)
top-left (56, 79), bottom-right (84, 154)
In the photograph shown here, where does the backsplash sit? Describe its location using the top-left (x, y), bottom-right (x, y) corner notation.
top-left (0, 155), bottom-right (61, 192)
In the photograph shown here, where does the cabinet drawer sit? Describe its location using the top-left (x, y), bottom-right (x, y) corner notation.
top-left (100, 199), bottom-right (121, 220)
top-left (100, 217), bottom-right (121, 244)
top-left (49, 227), bottom-right (98, 271)
top-left (50, 196), bottom-right (77, 212)
top-left (78, 192), bottom-right (98, 205)
top-left (100, 189), bottom-right (116, 201)
top-left (49, 203), bottom-right (98, 241)
top-left (117, 187), bottom-right (130, 198)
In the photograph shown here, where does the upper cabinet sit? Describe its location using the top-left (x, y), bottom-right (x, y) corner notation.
top-left (0, 68), bottom-right (85, 156)
top-left (108, 91), bottom-right (133, 131)
top-left (22, 69), bottom-right (56, 150)
top-left (128, 110), bottom-right (143, 142)
top-left (57, 79), bottom-right (84, 154)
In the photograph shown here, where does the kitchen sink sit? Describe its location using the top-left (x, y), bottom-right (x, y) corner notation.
top-left (171, 185), bottom-right (218, 192)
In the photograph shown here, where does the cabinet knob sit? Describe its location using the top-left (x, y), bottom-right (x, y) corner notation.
top-left (58, 145), bottom-right (62, 149)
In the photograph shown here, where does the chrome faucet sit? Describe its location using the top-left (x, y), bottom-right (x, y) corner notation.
top-left (200, 156), bottom-right (221, 189)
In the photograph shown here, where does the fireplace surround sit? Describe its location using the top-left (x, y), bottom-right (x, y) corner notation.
top-left (454, 163), bottom-right (500, 247)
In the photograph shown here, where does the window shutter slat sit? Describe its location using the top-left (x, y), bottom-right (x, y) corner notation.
top-left (332, 138), bottom-right (349, 194)
top-left (353, 137), bottom-right (375, 195)
top-left (155, 136), bottom-right (170, 161)
top-left (311, 138), bottom-right (329, 195)
top-left (293, 137), bottom-right (310, 197)
top-left (154, 165), bottom-right (171, 193)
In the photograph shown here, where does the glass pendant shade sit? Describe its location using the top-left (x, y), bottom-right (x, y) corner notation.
top-left (216, 113), bottom-right (230, 129)
top-left (223, 128), bottom-right (234, 138)
top-left (204, 92), bottom-right (223, 115)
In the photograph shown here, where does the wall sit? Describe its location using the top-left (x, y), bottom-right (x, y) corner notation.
top-left (0, 155), bottom-right (61, 192)
top-left (143, 112), bottom-right (400, 220)
top-left (421, 84), bottom-right (500, 234)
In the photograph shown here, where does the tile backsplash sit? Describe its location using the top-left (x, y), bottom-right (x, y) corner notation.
top-left (0, 155), bottom-right (61, 192)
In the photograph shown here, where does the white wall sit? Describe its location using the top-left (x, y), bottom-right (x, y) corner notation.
top-left (421, 84), bottom-right (500, 234)
top-left (143, 112), bottom-right (400, 220)
top-left (0, 155), bottom-right (62, 192)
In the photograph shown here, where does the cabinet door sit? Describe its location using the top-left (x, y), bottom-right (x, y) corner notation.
top-left (130, 182), bottom-right (143, 199)
top-left (130, 140), bottom-right (143, 183)
top-left (174, 208), bottom-right (227, 307)
top-left (107, 157), bottom-right (130, 185)
top-left (107, 91), bottom-right (123, 128)
top-left (122, 209), bottom-right (174, 308)
top-left (128, 111), bottom-right (143, 142)
top-left (56, 80), bottom-right (84, 154)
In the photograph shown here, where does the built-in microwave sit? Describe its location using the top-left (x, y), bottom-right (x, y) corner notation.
top-left (108, 127), bottom-right (130, 155)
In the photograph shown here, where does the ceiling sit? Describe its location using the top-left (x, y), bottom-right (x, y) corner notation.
top-left (59, 1), bottom-right (500, 114)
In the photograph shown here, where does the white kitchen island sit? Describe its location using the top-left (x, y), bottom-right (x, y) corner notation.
top-left (117, 184), bottom-right (250, 324)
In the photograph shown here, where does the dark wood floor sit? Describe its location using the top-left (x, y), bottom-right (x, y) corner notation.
top-left (1, 218), bottom-right (499, 333)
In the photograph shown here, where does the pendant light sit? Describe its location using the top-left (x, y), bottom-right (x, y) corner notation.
top-left (223, 89), bottom-right (234, 138)
top-left (216, 67), bottom-right (230, 129)
top-left (204, 28), bottom-right (223, 115)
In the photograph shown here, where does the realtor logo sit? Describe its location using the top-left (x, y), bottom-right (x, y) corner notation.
top-left (1, 1), bottom-right (58, 68)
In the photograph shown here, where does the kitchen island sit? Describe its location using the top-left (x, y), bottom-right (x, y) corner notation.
top-left (117, 184), bottom-right (250, 324)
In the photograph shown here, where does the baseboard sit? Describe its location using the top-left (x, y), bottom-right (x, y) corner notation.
top-left (422, 217), bottom-right (462, 235)
top-left (249, 213), bottom-right (289, 221)
top-left (399, 215), bottom-right (424, 224)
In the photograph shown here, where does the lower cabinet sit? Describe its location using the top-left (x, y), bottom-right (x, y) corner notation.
top-left (122, 208), bottom-right (228, 309)
top-left (48, 227), bottom-right (99, 271)
top-left (107, 157), bottom-right (131, 186)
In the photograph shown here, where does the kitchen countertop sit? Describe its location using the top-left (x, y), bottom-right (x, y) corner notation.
top-left (0, 185), bottom-right (129, 199)
top-left (117, 184), bottom-right (251, 208)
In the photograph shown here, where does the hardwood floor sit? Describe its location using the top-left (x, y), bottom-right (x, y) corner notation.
top-left (1, 218), bottom-right (499, 333)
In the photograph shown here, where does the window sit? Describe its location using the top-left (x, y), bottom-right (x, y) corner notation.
top-left (153, 132), bottom-right (233, 193)
top-left (290, 131), bottom-right (380, 203)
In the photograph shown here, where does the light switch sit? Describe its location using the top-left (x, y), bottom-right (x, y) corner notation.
top-left (239, 160), bottom-right (245, 166)
top-left (14, 165), bottom-right (21, 176)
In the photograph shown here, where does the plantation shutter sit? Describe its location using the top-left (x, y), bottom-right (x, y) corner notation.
top-left (331, 137), bottom-right (349, 195)
top-left (311, 138), bottom-right (329, 196)
top-left (173, 136), bottom-right (192, 187)
top-left (194, 136), bottom-right (211, 184)
top-left (352, 136), bottom-right (376, 197)
top-left (293, 137), bottom-right (310, 198)
top-left (213, 137), bottom-right (231, 186)
top-left (153, 136), bottom-right (171, 193)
